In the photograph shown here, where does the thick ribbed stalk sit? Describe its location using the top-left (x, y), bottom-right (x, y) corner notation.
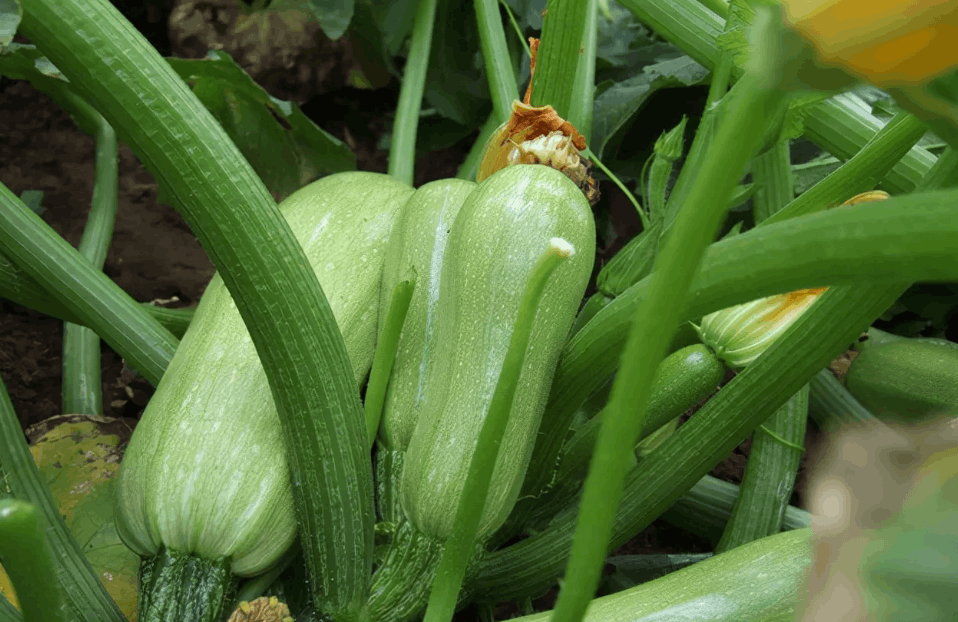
top-left (138, 549), bottom-right (233, 622)
top-left (18, 2), bottom-right (373, 618)
top-left (472, 284), bottom-right (906, 603)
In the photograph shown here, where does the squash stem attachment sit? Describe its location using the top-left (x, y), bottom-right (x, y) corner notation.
top-left (365, 278), bottom-right (417, 449)
top-left (422, 238), bottom-right (575, 622)
top-left (138, 548), bottom-right (234, 622)
top-left (0, 499), bottom-right (68, 622)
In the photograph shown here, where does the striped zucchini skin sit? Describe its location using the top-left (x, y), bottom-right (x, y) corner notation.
top-left (509, 529), bottom-right (812, 622)
top-left (116, 173), bottom-right (413, 577)
top-left (378, 178), bottom-right (478, 451)
top-left (400, 165), bottom-right (595, 540)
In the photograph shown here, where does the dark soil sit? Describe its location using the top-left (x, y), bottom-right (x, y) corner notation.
top-left (0, 3), bottom-right (818, 611)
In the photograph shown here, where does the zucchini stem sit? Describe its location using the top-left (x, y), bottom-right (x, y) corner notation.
top-left (138, 549), bottom-right (234, 622)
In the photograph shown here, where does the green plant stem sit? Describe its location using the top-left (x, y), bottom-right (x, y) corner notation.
top-left (696, 0), bottom-right (728, 18)
top-left (232, 550), bottom-right (296, 605)
top-left (0, 182), bottom-right (176, 386)
top-left (0, 596), bottom-right (19, 622)
top-left (0, 377), bottom-right (125, 622)
top-left (763, 111), bottom-right (928, 226)
top-left (914, 146), bottom-right (958, 191)
top-left (422, 240), bottom-right (572, 622)
top-left (388, 0), bottom-right (439, 185)
top-left (568, 0), bottom-right (597, 141)
top-left (499, 0), bottom-right (531, 58)
top-left (661, 474), bottom-right (811, 544)
top-left (751, 140), bottom-right (793, 224)
top-left (808, 369), bottom-right (880, 429)
top-left (473, 284), bottom-right (906, 603)
top-left (19, 2), bottom-right (374, 618)
top-left (59, 90), bottom-right (119, 416)
top-left (715, 385), bottom-right (808, 553)
top-left (619, 0), bottom-right (936, 193)
top-left (365, 279), bottom-right (416, 448)
top-left (0, 499), bottom-right (67, 622)
top-left (475, 0), bottom-right (519, 123)
top-left (549, 69), bottom-right (785, 622)
top-left (512, 108), bottom-right (945, 526)
top-left (584, 148), bottom-right (648, 228)
top-left (0, 254), bottom-right (193, 337)
top-left (532, 0), bottom-right (589, 119)
top-left (457, 114), bottom-right (500, 181)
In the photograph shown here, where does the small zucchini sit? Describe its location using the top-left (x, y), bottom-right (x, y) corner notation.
top-left (115, 173), bottom-right (414, 621)
top-left (845, 337), bottom-right (958, 422)
top-left (377, 178), bottom-right (478, 451)
top-left (400, 165), bottom-right (595, 541)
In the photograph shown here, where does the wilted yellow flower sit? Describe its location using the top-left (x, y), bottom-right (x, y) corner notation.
top-left (696, 288), bottom-right (828, 369)
top-left (477, 38), bottom-right (599, 204)
top-left (783, 0), bottom-right (958, 86)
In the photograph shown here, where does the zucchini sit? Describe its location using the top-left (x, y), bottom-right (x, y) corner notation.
top-left (507, 529), bottom-right (812, 622)
top-left (845, 337), bottom-right (958, 422)
top-left (378, 179), bottom-right (478, 451)
top-left (115, 173), bottom-right (414, 621)
top-left (401, 165), bottom-right (595, 540)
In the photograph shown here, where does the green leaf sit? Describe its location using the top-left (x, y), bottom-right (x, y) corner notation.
top-left (0, 415), bottom-right (140, 620)
top-left (19, 189), bottom-right (44, 215)
top-left (595, 2), bottom-right (658, 71)
top-left (424, 0), bottom-right (490, 125)
top-left (0, 0), bottom-right (21, 48)
top-left (306, 0), bottom-right (353, 40)
top-left (591, 55), bottom-right (709, 158)
top-left (167, 50), bottom-right (355, 201)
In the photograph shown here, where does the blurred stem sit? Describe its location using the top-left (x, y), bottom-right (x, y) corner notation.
top-left (763, 111), bottom-right (927, 227)
top-left (388, 0), bottom-right (439, 185)
top-left (696, 0), bottom-right (728, 18)
top-left (59, 89), bottom-right (119, 416)
top-left (475, 0), bottom-right (519, 123)
top-left (457, 113), bottom-right (500, 181)
top-left (914, 146), bottom-right (958, 191)
top-left (0, 500), bottom-right (67, 622)
top-left (550, 68), bottom-right (786, 622)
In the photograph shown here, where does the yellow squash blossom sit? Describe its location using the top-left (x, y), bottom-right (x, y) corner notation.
top-left (783, 0), bottom-right (958, 86)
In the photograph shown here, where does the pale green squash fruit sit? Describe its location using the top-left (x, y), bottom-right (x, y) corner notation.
top-left (377, 178), bottom-right (478, 451)
top-left (115, 172), bottom-right (414, 576)
top-left (400, 165), bottom-right (595, 540)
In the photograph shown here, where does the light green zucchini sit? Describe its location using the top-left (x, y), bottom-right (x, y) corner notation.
top-left (400, 165), bottom-right (595, 541)
top-left (377, 178), bottom-right (478, 451)
top-left (845, 337), bottom-right (958, 422)
top-left (509, 529), bottom-right (812, 622)
top-left (115, 173), bottom-right (414, 620)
